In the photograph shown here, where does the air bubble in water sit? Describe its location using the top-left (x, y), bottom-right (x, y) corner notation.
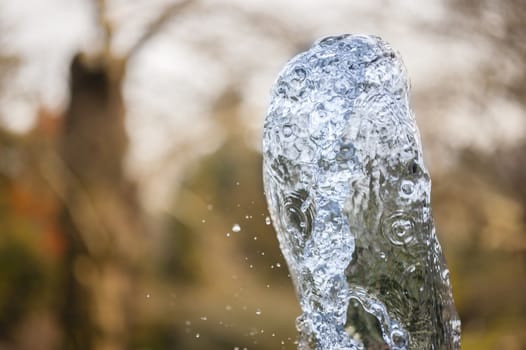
top-left (283, 124), bottom-right (294, 137)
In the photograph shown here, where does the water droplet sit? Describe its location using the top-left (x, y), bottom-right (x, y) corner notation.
top-left (255, 309), bottom-right (262, 315)
top-left (146, 293), bottom-right (151, 299)
top-left (232, 224), bottom-right (241, 232)
top-left (226, 233), bottom-right (231, 237)
top-left (265, 216), bottom-right (271, 225)
top-left (195, 333), bottom-right (200, 338)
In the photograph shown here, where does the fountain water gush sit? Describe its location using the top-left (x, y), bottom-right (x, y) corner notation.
top-left (262, 35), bottom-right (461, 350)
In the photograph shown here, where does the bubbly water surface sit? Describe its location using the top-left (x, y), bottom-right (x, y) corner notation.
top-left (262, 34), bottom-right (461, 350)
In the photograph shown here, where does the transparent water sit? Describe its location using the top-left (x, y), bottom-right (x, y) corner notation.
top-left (262, 35), bottom-right (461, 350)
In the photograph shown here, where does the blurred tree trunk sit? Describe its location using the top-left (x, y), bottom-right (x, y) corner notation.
top-left (58, 55), bottom-right (147, 350)
top-left (53, 2), bottom-right (196, 348)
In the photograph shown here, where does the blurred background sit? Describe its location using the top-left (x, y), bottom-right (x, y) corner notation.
top-left (0, 0), bottom-right (525, 349)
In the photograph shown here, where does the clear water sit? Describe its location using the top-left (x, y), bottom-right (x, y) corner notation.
top-left (262, 34), bottom-right (461, 350)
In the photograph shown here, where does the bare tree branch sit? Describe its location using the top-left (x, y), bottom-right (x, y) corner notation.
top-left (203, 3), bottom-right (309, 51)
top-left (95, 0), bottom-right (114, 63)
top-left (126, 0), bottom-right (196, 60)
top-left (37, 150), bottom-right (113, 256)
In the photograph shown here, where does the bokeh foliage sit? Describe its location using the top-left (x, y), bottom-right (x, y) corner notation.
top-left (0, 1), bottom-right (525, 349)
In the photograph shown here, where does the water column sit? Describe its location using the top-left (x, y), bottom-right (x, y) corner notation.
top-left (262, 35), bottom-right (461, 350)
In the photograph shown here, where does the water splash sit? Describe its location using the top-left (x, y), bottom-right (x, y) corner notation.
top-left (262, 34), bottom-right (461, 350)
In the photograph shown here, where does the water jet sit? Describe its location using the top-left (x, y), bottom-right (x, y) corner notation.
top-left (263, 34), bottom-right (461, 350)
